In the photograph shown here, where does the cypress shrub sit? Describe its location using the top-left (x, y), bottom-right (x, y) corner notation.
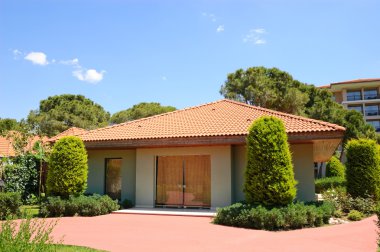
top-left (325, 156), bottom-right (345, 178)
top-left (244, 116), bottom-right (297, 206)
top-left (345, 139), bottom-right (380, 200)
top-left (46, 136), bottom-right (88, 198)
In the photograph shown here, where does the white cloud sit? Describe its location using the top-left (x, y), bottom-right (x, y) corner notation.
top-left (12, 49), bottom-right (22, 58)
top-left (243, 28), bottom-right (267, 45)
top-left (202, 12), bottom-right (217, 22)
top-left (73, 69), bottom-right (105, 84)
top-left (60, 58), bottom-right (79, 66)
top-left (24, 52), bottom-right (49, 65)
top-left (216, 25), bottom-right (224, 33)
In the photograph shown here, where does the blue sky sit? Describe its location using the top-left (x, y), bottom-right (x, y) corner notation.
top-left (1, 0), bottom-right (379, 120)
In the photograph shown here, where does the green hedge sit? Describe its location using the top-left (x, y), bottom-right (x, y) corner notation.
top-left (47, 136), bottom-right (88, 198)
top-left (213, 202), bottom-right (335, 231)
top-left (326, 156), bottom-right (345, 178)
top-left (40, 194), bottom-right (119, 217)
top-left (244, 116), bottom-right (297, 206)
top-left (0, 192), bottom-right (22, 220)
top-left (346, 139), bottom-right (380, 200)
top-left (315, 176), bottom-right (346, 193)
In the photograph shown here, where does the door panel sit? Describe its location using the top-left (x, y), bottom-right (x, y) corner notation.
top-left (156, 155), bottom-right (211, 208)
top-left (105, 159), bottom-right (122, 201)
top-left (184, 155), bottom-right (211, 207)
top-left (156, 156), bottom-right (183, 206)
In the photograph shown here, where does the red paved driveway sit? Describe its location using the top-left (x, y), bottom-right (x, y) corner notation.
top-left (52, 214), bottom-right (377, 252)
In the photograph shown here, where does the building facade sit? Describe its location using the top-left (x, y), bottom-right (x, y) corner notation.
top-left (326, 78), bottom-right (380, 132)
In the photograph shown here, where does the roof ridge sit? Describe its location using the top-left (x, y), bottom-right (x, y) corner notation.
top-left (223, 99), bottom-right (345, 131)
top-left (81, 99), bottom-right (227, 136)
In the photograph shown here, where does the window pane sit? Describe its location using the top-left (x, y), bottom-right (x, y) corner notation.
top-left (347, 91), bottom-right (362, 101)
top-left (105, 159), bottom-right (122, 201)
top-left (365, 105), bottom-right (379, 116)
top-left (348, 106), bottom-right (363, 113)
top-left (367, 120), bottom-right (380, 132)
top-left (364, 89), bottom-right (378, 100)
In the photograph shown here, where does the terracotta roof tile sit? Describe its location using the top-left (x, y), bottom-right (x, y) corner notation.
top-left (80, 99), bottom-right (345, 142)
top-left (0, 133), bottom-right (48, 157)
top-left (331, 78), bottom-right (380, 85)
top-left (48, 127), bottom-right (88, 142)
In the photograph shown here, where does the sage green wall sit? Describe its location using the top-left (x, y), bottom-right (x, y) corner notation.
top-left (87, 149), bottom-right (136, 203)
top-left (232, 143), bottom-right (315, 203)
top-left (135, 146), bottom-right (232, 209)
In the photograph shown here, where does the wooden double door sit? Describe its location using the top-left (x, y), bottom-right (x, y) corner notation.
top-left (156, 155), bottom-right (211, 208)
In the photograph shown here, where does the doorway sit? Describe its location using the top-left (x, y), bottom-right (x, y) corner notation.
top-left (105, 158), bottom-right (122, 201)
top-left (155, 155), bottom-right (211, 208)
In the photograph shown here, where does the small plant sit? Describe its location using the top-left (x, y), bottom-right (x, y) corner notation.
top-left (0, 217), bottom-right (60, 251)
top-left (325, 156), bottom-right (345, 178)
top-left (347, 210), bottom-right (363, 221)
top-left (315, 176), bottom-right (346, 193)
top-left (122, 199), bottom-right (134, 209)
top-left (0, 192), bottom-right (22, 220)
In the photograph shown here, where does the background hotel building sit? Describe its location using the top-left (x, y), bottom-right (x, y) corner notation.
top-left (324, 78), bottom-right (380, 132)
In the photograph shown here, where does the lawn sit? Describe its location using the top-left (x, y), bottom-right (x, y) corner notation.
top-left (52, 244), bottom-right (107, 251)
top-left (20, 205), bottom-right (40, 218)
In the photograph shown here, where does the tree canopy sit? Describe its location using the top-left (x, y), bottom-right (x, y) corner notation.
top-left (220, 67), bottom-right (309, 115)
top-left (220, 66), bottom-right (376, 145)
top-left (0, 118), bottom-right (22, 135)
top-left (27, 94), bottom-right (110, 137)
top-left (110, 102), bottom-right (176, 124)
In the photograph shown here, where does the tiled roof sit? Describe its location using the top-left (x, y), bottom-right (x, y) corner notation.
top-left (80, 99), bottom-right (345, 142)
top-left (0, 133), bottom-right (48, 157)
top-left (48, 127), bottom-right (88, 142)
top-left (0, 136), bottom-right (15, 157)
top-left (331, 78), bottom-right (380, 85)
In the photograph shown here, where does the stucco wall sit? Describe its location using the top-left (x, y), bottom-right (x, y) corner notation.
top-left (87, 149), bottom-right (136, 203)
top-left (232, 143), bottom-right (315, 203)
top-left (135, 146), bottom-right (232, 209)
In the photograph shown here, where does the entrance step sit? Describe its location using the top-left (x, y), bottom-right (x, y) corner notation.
top-left (112, 207), bottom-right (216, 217)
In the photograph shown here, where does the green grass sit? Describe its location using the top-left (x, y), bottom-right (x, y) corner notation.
top-left (20, 205), bottom-right (40, 218)
top-left (52, 244), bottom-right (108, 251)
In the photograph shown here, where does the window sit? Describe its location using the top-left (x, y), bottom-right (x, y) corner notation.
top-left (364, 89), bottom-right (378, 100)
top-left (347, 105), bottom-right (363, 114)
top-left (367, 120), bottom-right (380, 132)
top-left (346, 90), bottom-right (362, 101)
top-left (105, 158), bottom-right (122, 201)
top-left (365, 105), bottom-right (379, 116)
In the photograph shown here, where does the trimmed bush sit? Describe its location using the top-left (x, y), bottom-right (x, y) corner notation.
top-left (325, 156), bottom-right (345, 178)
top-left (347, 210), bottom-right (363, 221)
top-left (315, 176), bottom-right (346, 193)
top-left (47, 136), bottom-right (88, 198)
top-left (244, 116), bottom-right (297, 206)
top-left (122, 199), bottom-right (134, 209)
top-left (345, 139), bottom-right (380, 200)
top-left (40, 194), bottom-right (120, 217)
top-left (213, 202), bottom-right (334, 231)
top-left (0, 192), bottom-right (22, 220)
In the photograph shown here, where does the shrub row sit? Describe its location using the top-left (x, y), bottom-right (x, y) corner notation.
top-left (0, 192), bottom-right (22, 220)
top-left (40, 194), bottom-right (119, 217)
top-left (213, 202), bottom-right (335, 231)
top-left (315, 176), bottom-right (346, 193)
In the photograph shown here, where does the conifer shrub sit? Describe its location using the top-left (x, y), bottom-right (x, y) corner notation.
top-left (46, 136), bottom-right (88, 198)
top-left (325, 156), bottom-right (345, 178)
top-left (244, 116), bottom-right (297, 206)
top-left (345, 139), bottom-right (380, 200)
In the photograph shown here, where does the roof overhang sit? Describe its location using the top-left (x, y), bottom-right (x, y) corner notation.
top-left (331, 80), bottom-right (380, 92)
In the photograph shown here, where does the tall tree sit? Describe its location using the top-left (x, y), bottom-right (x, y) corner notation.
top-left (0, 118), bottom-right (21, 135)
top-left (220, 66), bottom-right (376, 147)
top-left (110, 102), bottom-right (176, 124)
top-left (27, 94), bottom-right (110, 137)
top-left (220, 67), bottom-right (309, 115)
